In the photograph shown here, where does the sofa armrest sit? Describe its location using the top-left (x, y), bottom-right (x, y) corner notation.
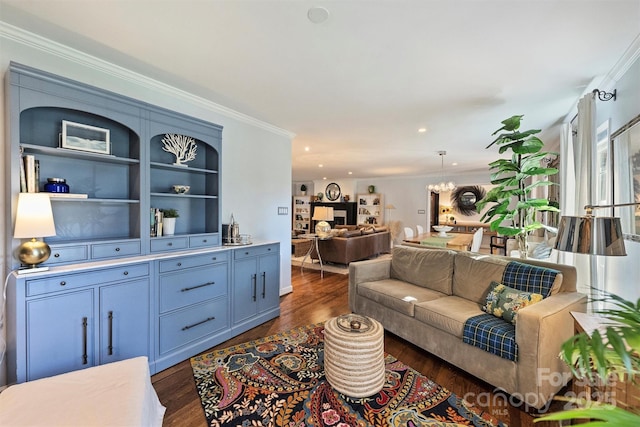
top-left (348, 258), bottom-right (392, 312)
top-left (515, 292), bottom-right (587, 406)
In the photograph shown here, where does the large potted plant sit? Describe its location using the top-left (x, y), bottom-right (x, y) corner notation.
top-left (476, 115), bottom-right (559, 258)
top-left (537, 291), bottom-right (640, 425)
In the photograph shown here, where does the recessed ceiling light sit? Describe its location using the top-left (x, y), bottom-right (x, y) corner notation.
top-left (452, 162), bottom-right (458, 166)
top-left (308, 6), bottom-right (330, 24)
top-left (323, 177), bottom-right (327, 180)
top-left (318, 164), bottom-right (323, 168)
top-left (348, 171), bottom-right (352, 175)
top-left (304, 146), bottom-right (310, 152)
top-left (418, 127), bottom-right (427, 133)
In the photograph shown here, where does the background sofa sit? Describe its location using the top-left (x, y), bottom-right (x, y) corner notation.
top-left (311, 225), bottom-right (390, 265)
top-left (349, 245), bottom-right (586, 409)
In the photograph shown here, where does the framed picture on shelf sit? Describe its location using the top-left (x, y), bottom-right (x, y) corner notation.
top-left (61, 120), bottom-right (110, 155)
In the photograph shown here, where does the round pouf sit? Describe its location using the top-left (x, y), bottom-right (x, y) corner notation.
top-left (323, 314), bottom-right (385, 397)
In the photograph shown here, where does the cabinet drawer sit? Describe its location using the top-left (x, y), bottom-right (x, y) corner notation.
top-left (159, 265), bottom-right (228, 313)
top-left (159, 251), bottom-right (228, 273)
top-left (91, 241), bottom-right (141, 260)
top-left (189, 234), bottom-right (220, 248)
top-left (48, 245), bottom-right (88, 265)
top-left (26, 263), bottom-right (150, 297)
top-left (150, 237), bottom-right (188, 252)
top-left (234, 243), bottom-right (279, 260)
top-left (159, 298), bottom-right (228, 354)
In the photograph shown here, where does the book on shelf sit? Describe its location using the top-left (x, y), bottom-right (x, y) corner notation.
top-left (23, 155), bottom-right (36, 193)
top-left (34, 160), bottom-right (40, 192)
top-left (19, 155), bottom-right (26, 192)
top-left (150, 208), bottom-right (164, 237)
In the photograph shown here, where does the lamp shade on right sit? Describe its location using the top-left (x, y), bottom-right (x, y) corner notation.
top-left (554, 215), bottom-right (626, 256)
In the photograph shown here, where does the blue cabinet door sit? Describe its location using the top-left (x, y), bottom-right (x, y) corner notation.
top-left (258, 252), bottom-right (280, 313)
top-left (99, 279), bottom-right (150, 364)
top-left (26, 290), bottom-right (94, 381)
top-left (233, 257), bottom-right (259, 324)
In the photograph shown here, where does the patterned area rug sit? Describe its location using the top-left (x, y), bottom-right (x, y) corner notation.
top-left (191, 323), bottom-right (506, 426)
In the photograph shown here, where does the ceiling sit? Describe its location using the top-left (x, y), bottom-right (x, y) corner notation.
top-left (1, 0), bottom-right (639, 181)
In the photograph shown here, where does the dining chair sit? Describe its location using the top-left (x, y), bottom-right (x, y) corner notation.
top-left (403, 227), bottom-right (415, 239)
top-left (470, 227), bottom-right (484, 252)
top-left (416, 225), bottom-right (424, 235)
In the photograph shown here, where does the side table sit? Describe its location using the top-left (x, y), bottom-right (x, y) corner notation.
top-left (571, 311), bottom-right (640, 410)
top-left (324, 314), bottom-right (385, 397)
top-left (300, 234), bottom-right (332, 278)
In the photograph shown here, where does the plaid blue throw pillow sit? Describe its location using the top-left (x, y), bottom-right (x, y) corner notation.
top-left (502, 261), bottom-right (559, 297)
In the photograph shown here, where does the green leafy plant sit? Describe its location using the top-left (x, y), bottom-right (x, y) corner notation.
top-left (536, 291), bottom-right (640, 425)
top-left (476, 115), bottom-right (559, 257)
top-left (161, 208), bottom-right (179, 218)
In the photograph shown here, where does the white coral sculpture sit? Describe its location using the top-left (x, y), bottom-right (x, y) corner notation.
top-left (162, 134), bottom-right (197, 167)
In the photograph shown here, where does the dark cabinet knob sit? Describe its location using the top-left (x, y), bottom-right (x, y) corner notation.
top-left (115, 247), bottom-right (121, 252)
top-left (168, 242), bottom-right (173, 246)
top-left (54, 253), bottom-right (60, 258)
top-left (123, 271), bottom-right (128, 275)
top-left (60, 281), bottom-right (66, 286)
top-left (177, 262), bottom-right (182, 267)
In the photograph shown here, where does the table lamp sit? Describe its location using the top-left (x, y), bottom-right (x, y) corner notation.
top-left (312, 206), bottom-right (334, 238)
top-left (14, 193), bottom-right (57, 273)
top-left (554, 202), bottom-right (639, 256)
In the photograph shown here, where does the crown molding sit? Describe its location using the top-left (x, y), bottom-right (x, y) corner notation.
top-left (597, 33), bottom-right (640, 89)
top-left (0, 21), bottom-right (296, 139)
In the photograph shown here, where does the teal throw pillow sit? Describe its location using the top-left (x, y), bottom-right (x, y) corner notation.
top-left (482, 281), bottom-right (544, 325)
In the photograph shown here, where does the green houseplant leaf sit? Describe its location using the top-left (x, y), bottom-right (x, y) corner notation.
top-left (537, 291), bottom-right (640, 424)
top-left (477, 115), bottom-right (559, 258)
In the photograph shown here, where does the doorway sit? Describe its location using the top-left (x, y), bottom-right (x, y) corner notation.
top-left (430, 192), bottom-right (439, 227)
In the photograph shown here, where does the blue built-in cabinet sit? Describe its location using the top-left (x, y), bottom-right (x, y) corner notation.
top-left (5, 63), bottom-right (280, 384)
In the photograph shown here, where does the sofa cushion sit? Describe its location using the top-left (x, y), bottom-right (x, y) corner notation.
top-left (463, 314), bottom-right (518, 361)
top-left (452, 252), bottom-right (509, 304)
top-left (390, 246), bottom-right (455, 294)
top-left (482, 281), bottom-right (543, 325)
top-left (415, 296), bottom-right (484, 338)
top-left (502, 261), bottom-right (561, 297)
top-left (343, 229), bottom-right (362, 237)
top-left (357, 279), bottom-right (447, 317)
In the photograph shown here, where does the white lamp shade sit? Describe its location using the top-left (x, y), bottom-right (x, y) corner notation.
top-left (312, 206), bottom-right (334, 221)
top-left (14, 193), bottom-right (56, 238)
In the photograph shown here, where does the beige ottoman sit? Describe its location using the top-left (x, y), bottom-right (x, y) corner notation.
top-left (323, 314), bottom-right (385, 397)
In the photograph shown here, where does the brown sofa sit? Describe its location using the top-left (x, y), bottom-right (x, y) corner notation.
top-left (311, 226), bottom-right (390, 265)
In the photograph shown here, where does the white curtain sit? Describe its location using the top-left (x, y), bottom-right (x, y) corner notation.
top-left (572, 94), bottom-right (598, 306)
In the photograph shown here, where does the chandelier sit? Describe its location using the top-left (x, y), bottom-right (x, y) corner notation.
top-left (427, 151), bottom-right (455, 193)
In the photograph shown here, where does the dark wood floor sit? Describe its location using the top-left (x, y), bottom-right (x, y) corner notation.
top-left (152, 268), bottom-right (564, 426)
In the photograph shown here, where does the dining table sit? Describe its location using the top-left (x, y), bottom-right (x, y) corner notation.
top-left (403, 232), bottom-right (473, 251)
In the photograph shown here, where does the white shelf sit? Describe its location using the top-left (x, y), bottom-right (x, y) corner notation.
top-left (357, 193), bottom-right (383, 225)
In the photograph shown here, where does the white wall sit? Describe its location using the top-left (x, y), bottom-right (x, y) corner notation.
top-left (596, 51), bottom-right (640, 303)
top-left (0, 24), bottom-right (294, 384)
top-left (295, 173), bottom-right (494, 236)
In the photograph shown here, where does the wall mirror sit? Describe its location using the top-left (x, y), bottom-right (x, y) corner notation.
top-left (611, 114), bottom-right (640, 241)
top-left (451, 185), bottom-right (486, 216)
top-left (325, 182), bottom-right (341, 201)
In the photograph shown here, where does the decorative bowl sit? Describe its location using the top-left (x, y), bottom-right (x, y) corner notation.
top-left (172, 185), bottom-right (190, 194)
top-left (432, 225), bottom-right (453, 237)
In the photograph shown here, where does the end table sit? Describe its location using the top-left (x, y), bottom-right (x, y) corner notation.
top-left (300, 233), bottom-right (332, 278)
